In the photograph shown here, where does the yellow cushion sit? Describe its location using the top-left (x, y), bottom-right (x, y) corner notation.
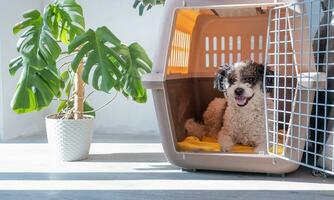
top-left (231, 145), bottom-right (255, 153)
top-left (177, 136), bottom-right (284, 154)
top-left (269, 145), bottom-right (284, 155)
top-left (202, 136), bottom-right (218, 143)
top-left (177, 136), bottom-right (221, 152)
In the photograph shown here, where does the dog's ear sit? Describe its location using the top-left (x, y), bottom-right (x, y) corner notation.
top-left (256, 63), bottom-right (274, 93)
top-left (214, 64), bottom-right (231, 92)
top-left (255, 62), bottom-right (265, 75)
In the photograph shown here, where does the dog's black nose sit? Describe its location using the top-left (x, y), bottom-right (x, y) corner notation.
top-left (235, 88), bottom-right (244, 96)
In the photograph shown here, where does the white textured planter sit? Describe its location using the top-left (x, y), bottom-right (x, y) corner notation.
top-left (45, 114), bottom-right (94, 161)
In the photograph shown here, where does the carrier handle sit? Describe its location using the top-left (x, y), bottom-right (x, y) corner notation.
top-left (142, 73), bottom-right (164, 90)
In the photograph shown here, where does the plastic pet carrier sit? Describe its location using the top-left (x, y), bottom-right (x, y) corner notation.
top-left (143, 0), bottom-right (334, 175)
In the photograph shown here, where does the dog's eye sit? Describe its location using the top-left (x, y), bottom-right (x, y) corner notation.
top-left (228, 77), bottom-right (236, 84)
top-left (243, 77), bottom-right (256, 83)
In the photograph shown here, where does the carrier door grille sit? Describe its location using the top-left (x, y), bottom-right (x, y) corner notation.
top-left (265, 0), bottom-right (334, 175)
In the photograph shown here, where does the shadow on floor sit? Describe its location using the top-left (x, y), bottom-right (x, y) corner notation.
top-left (87, 152), bottom-right (167, 163)
top-left (3, 133), bottom-right (161, 144)
top-left (0, 167), bottom-right (331, 184)
top-left (0, 190), bottom-right (334, 200)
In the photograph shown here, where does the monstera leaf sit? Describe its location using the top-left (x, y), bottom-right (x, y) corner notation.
top-left (10, 9), bottom-right (62, 113)
top-left (120, 43), bottom-right (152, 103)
top-left (9, 0), bottom-right (85, 114)
top-left (9, 63), bottom-right (61, 113)
top-left (69, 26), bottom-right (152, 102)
top-left (68, 26), bottom-right (125, 93)
top-left (44, 0), bottom-right (85, 44)
top-left (133, 0), bottom-right (165, 15)
top-left (13, 9), bottom-right (61, 71)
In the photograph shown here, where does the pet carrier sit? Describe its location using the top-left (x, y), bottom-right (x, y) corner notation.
top-left (143, 0), bottom-right (334, 175)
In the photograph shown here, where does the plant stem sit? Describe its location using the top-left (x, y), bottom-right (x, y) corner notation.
top-left (58, 61), bottom-right (71, 70)
top-left (74, 61), bottom-right (84, 119)
top-left (56, 53), bottom-right (76, 63)
top-left (83, 92), bottom-right (118, 114)
top-left (84, 90), bottom-right (95, 102)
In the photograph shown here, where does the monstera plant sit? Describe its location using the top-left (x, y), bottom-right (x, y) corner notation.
top-left (10, 0), bottom-right (152, 161)
top-left (133, 0), bottom-right (165, 15)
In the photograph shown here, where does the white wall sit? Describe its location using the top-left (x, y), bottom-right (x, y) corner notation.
top-left (0, 0), bottom-right (47, 140)
top-left (44, 0), bottom-right (164, 136)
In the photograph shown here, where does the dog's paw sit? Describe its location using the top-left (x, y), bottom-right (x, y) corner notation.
top-left (218, 134), bottom-right (234, 152)
top-left (221, 144), bottom-right (233, 152)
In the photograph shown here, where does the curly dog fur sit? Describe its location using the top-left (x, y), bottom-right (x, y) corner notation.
top-left (185, 61), bottom-right (274, 153)
top-left (185, 98), bottom-right (227, 139)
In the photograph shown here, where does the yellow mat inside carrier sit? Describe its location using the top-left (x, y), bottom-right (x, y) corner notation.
top-left (178, 135), bottom-right (284, 154)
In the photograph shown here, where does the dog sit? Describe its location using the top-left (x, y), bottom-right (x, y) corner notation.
top-left (185, 60), bottom-right (274, 152)
top-left (185, 97), bottom-right (227, 139)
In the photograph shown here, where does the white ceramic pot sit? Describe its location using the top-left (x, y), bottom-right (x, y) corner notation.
top-left (45, 114), bottom-right (94, 161)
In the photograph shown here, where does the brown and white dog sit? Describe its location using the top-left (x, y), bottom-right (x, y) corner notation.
top-left (185, 60), bottom-right (274, 152)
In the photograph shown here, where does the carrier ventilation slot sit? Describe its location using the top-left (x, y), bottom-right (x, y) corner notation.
top-left (205, 34), bottom-right (264, 68)
top-left (167, 30), bottom-right (191, 74)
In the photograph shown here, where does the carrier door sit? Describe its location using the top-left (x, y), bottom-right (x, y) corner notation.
top-left (264, 0), bottom-right (333, 175)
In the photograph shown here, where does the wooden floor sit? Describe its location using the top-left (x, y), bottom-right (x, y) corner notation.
top-left (0, 133), bottom-right (333, 200)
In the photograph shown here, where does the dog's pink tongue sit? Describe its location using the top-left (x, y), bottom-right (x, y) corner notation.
top-left (236, 96), bottom-right (247, 106)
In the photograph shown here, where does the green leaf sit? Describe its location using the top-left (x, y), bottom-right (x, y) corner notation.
top-left (139, 4), bottom-right (145, 16)
top-left (128, 42), bottom-right (152, 73)
top-left (56, 99), bottom-right (95, 117)
top-left (68, 28), bottom-right (91, 53)
top-left (9, 57), bottom-right (23, 76)
top-left (133, 0), bottom-right (165, 15)
top-left (96, 26), bottom-right (121, 46)
top-left (13, 10), bottom-right (40, 34)
top-left (45, 0), bottom-right (85, 44)
top-left (84, 100), bottom-right (95, 117)
top-left (133, 0), bottom-right (140, 8)
top-left (64, 77), bottom-right (73, 97)
top-left (60, 70), bottom-right (70, 89)
top-left (13, 9), bottom-right (61, 71)
top-left (120, 42), bottom-right (152, 103)
top-left (9, 0), bottom-right (85, 114)
top-left (11, 64), bottom-right (61, 114)
top-left (60, 70), bottom-right (69, 81)
top-left (69, 27), bottom-right (125, 93)
top-left (146, 5), bottom-right (153, 11)
top-left (60, 70), bottom-right (74, 97)
top-left (10, 8), bottom-right (64, 114)
top-left (56, 99), bottom-right (67, 113)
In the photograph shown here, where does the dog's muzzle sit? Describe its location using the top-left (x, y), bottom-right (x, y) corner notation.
top-left (235, 93), bottom-right (255, 107)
